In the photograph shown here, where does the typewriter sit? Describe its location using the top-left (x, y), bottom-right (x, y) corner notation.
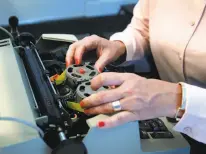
top-left (0, 17), bottom-right (190, 154)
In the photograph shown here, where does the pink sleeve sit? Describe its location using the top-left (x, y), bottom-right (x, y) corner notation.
top-left (110, 0), bottom-right (150, 61)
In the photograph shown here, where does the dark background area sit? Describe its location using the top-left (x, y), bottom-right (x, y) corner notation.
top-left (3, 5), bottom-right (134, 40)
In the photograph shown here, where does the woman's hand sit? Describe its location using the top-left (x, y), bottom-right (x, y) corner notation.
top-left (80, 72), bottom-right (182, 128)
top-left (65, 35), bottom-right (126, 72)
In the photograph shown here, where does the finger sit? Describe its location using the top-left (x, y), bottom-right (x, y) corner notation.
top-left (84, 102), bottom-right (114, 115)
top-left (66, 44), bottom-right (76, 67)
top-left (97, 111), bottom-right (137, 128)
top-left (94, 51), bottom-right (112, 72)
top-left (81, 35), bottom-right (101, 50)
top-left (91, 72), bottom-right (128, 90)
top-left (83, 95), bottom-right (149, 114)
top-left (108, 85), bottom-right (116, 89)
top-left (119, 96), bottom-right (150, 111)
top-left (81, 88), bottom-right (123, 108)
top-left (74, 35), bottom-right (100, 64)
top-left (66, 41), bottom-right (79, 67)
top-left (74, 45), bottom-right (86, 65)
top-left (73, 35), bottom-right (101, 64)
top-left (66, 35), bottom-right (100, 66)
top-left (96, 48), bottom-right (103, 58)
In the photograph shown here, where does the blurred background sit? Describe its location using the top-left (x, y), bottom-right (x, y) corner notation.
top-left (0, 0), bottom-right (138, 39)
top-left (0, 0), bottom-right (154, 76)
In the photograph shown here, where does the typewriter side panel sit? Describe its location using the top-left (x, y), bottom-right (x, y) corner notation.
top-left (0, 39), bottom-right (50, 153)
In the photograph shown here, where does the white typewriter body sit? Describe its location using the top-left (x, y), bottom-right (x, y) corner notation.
top-left (0, 35), bottom-right (190, 154)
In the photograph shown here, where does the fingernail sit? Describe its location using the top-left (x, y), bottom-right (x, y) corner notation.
top-left (80, 101), bottom-right (84, 107)
top-left (84, 109), bottom-right (90, 114)
top-left (75, 59), bottom-right (80, 65)
top-left (98, 121), bottom-right (105, 128)
top-left (66, 61), bottom-right (69, 67)
top-left (75, 58), bottom-right (78, 65)
top-left (111, 85), bottom-right (116, 89)
top-left (98, 68), bottom-right (102, 73)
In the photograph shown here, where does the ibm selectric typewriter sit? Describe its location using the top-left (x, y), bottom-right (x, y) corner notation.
top-left (0, 17), bottom-right (190, 154)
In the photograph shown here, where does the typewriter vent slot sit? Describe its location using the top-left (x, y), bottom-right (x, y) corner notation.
top-left (0, 40), bottom-right (10, 47)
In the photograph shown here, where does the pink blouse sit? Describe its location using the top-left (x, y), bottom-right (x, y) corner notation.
top-left (110, 0), bottom-right (206, 144)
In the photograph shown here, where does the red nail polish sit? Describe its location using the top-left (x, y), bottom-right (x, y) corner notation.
top-left (80, 101), bottom-right (84, 107)
top-left (84, 109), bottom-right (89, 114)
top-left (66, 61), bottom-right (69, 68)
top-left (98, 121), bottom-right (105, 128)
top-left (98, 68), bottom-right (102, 73)
top-left (75, 59), bottom-right (78, 65)
top-left (75, 59), bottom-right (80, 65)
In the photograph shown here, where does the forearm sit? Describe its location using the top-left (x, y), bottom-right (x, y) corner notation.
top-left (110, 0), bottom-right (150, 61)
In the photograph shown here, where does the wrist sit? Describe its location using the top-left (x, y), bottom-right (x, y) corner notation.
top-left (176, 83), bottom-right (183, 110)
top-left (146, 80), bottom-right (183, 118)
top-left (166, 83), bottom-right (182, 118)
top-left (167, 83), bottom-right (183, 118)
top-left (174, 83), bottom-right (186, 120)
top-left (113, 40), bottom-right (126, 56)
top-left (110, 40), bottom-right (127, 64)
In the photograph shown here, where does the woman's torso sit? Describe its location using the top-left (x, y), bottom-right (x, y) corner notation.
top-left (149, 0), bottom-right (206, 87)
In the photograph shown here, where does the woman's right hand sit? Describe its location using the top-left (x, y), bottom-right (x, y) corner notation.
top-left (65, 35), bottom-right (126, 72)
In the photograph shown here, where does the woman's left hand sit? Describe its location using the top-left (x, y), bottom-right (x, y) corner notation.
top-left (80, 72), bottom-right (182, 128)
